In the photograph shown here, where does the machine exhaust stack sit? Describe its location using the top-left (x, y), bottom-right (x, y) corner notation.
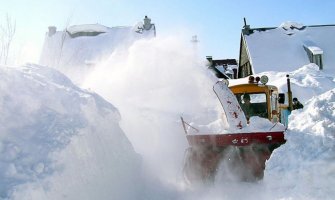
top-left (287, 74), bottom-right (293, 111)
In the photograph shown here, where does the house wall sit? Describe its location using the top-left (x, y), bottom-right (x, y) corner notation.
top-left (238, 36), bottom-right (252, 78)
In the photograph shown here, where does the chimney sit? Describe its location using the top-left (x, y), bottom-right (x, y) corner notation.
top-left (206, 56), bottom-right (213, 63)
top-left (48, 26), bottom-right (57, 36)
top-left (242, 18), bottom-right (251, 35)
top-left (143, 16), bottom-right (152, 30)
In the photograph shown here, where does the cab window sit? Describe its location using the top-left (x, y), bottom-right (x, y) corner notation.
top-left (236, 93), bottom-right (268, 119)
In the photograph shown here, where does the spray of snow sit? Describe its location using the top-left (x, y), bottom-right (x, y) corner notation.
top-left (82, 35), bottom-right (222, 186)
top-left (81, 33), bottom-right (335, 199)
top-left (1, 24), bottom-right (335, 199)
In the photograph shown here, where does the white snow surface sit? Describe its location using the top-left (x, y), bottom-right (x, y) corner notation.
top-left (1, 22), bottom-right (335, 200)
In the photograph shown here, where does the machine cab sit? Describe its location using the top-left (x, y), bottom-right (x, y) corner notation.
top-left (235, 93), bottom-right (268, 120)
top-left (228, 76), bottom-right (280, 123)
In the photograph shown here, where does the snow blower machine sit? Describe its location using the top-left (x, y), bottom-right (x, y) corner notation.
top-left (181, 75), bottom-right (293, 183)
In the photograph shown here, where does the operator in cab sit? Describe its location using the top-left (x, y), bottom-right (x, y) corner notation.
top-left (241, 94), bottom-right (253, 121)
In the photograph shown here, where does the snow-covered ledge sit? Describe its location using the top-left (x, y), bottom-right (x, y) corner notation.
top-left (303, 44), bottom-right (324, 55)
top-left (66, 24), bottom-right (108, 37)
top-left (303, 41), bottom-right (324, 70)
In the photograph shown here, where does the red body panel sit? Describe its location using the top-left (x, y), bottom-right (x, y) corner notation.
top-left (186, 131), bottom-right (285, 147)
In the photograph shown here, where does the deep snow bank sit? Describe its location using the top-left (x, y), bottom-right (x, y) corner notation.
top-left (261, 64), bottom-right (335, 104)
top-left (0, 64), bottom-right (141, 199)
top-left (263, 65), bottom-right (335, 199)
top-left (264, 90), bottom-right (335, 199)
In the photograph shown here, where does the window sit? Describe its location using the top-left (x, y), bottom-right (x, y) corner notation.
top-left (235, 93), bottom-right (268, 119)
top-left (270, 93), bottom-right (278, 112)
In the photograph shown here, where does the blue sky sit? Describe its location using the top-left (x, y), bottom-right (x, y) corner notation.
top-left (2, 0), bottom-right (335, 62)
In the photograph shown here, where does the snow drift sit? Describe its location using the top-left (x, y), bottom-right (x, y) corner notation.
top-left (264, 65), bottom-right (335, 199)
top-left (0, 64), bottom-right (141, 199)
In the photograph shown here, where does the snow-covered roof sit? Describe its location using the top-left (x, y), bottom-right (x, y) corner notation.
top-left (39, 17), bottom-right (156, 81)
top-left (67, 24), bottom-right (109, 35)
top-left (279, 21), bottom-right (304, 30)
top-left (243, 22), bottom-right (335, 73)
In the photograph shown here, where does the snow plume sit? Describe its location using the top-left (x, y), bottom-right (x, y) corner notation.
top-left (82, 36), bottom-right (221, 186)
top-left (0, 64), bottom-right (142, 199)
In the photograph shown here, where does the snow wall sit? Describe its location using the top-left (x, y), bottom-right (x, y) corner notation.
top-left (0, 64), bottom-right (143, 199)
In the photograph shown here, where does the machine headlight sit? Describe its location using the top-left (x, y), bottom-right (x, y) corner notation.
top-left (260, 75), bottom-right (269, 85)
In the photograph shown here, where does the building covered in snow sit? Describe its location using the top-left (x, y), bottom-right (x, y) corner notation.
top-left (39, 16), bottom-right (156, 78)
top-left (238, 20), bottom-right (335, 78)
top-left (206, 56), bottom-right (238, 79)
